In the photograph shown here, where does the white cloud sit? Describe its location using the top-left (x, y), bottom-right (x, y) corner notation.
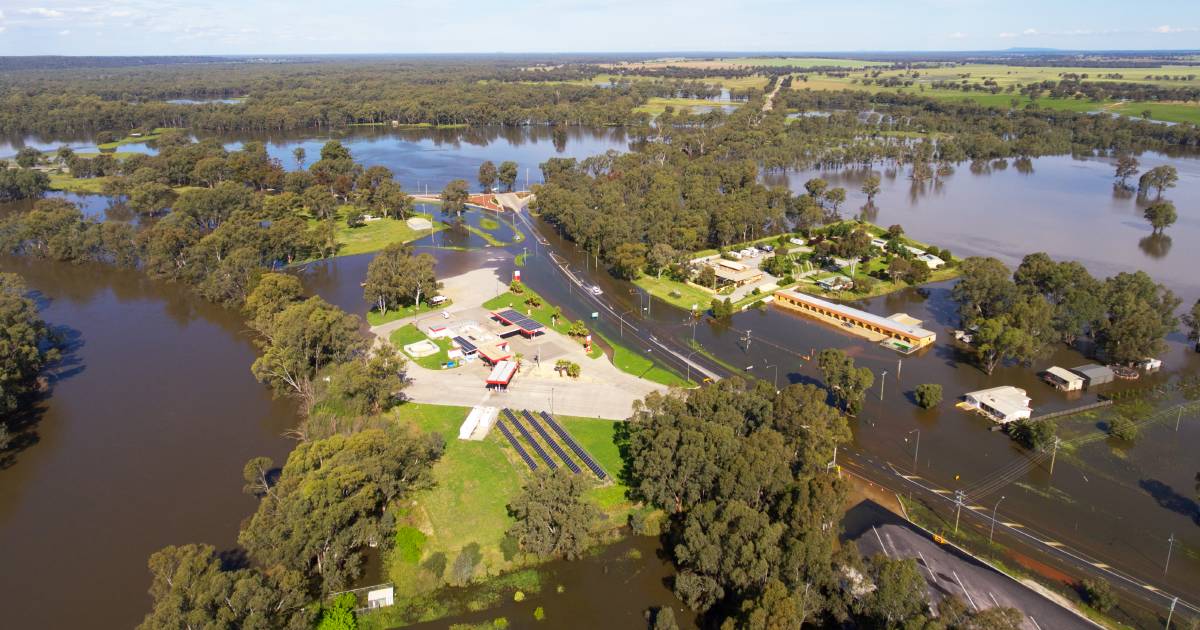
top-left (1022, 28), bottom-right (1038, 35)
top-left (949, 31), bottom-right (967, 39)
top-left (998, 31), bottom-right (1017, 38)
top-left (1152, 25), bottom-right (1197, 34)
top-left (20, 8), bottom-right (65, 18)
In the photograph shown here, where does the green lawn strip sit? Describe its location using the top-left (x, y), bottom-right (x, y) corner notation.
top-left (335, 209), bottom-right (442, 256)
top-left (479, 217), bottom-right (501, 231)
top-left (366, 299), bottom-right (449, 327)
top-left (482, 289), bottom-right (601, 359)
top-left (47, 173), bottom-right (109, 194)
top-left (390, 324), bottom-right (455, 370)
top-left (445, 218), bottom-right (525, 247)
top-left (595, 330), bottom-right (692, 388)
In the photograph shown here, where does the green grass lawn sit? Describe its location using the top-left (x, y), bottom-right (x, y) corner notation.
top-left (47, 172), bottom-right (109, 194)
top-left (390, 324), bottom-right (455, 370)
top-left (633, 274), bottom-right (715, 312)
top-left (634, 96), bottom-right (741, 116)
top-left (598, 331), bottom-right (693, 388)
top-left (335, 210), bottom-right (441, 256)
top-left (1111, 101), bottom-right (1200, 125)
top-left (366, 299), bottom-right (448, 326)
top-left (388, 403), bottom-right (522, 584)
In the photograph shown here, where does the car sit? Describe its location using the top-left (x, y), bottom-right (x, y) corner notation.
top-left (590, 285), bottom-right (603, 296)
top-left (759, 244), bottom-right (774, 252)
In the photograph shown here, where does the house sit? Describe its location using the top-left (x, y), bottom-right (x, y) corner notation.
top-left (1042, 366), bottom-right (1084, 392)
top-left (963, 386), bottom-right (1033, 424)
top-left (917, 253), bottom-right (945, 269)
top-left (870, 238), bottom-right (888, 249)
top-left (816, 276), bottom-right (854, 292)
top-left (772, 289), bottom-right (936, 349)
top-left (710, 259), bottom-right (763, 287)
top-left (1070, 364), bottom-right (1114, 388)
top-left (1137, 357), bottom-right (1163, 371)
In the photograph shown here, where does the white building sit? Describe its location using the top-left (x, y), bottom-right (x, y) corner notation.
top-left (963, 386), bottom-right (1032, 424)
top-left (1042, 366), bottom-right (1084, 392)
top-left (917, 253), bottom-right (945, 269)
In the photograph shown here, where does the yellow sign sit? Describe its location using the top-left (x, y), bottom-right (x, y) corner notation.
top-left (933, 534), bottom-right (947, 544)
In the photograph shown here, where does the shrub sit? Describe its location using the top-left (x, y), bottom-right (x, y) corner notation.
top-left (1108, 416), bottom-right (1138, 442)
top-left (914, 383), bottom-right (943, 409)
top-left (317, 593), bottom-right (358, 630)
top-left (1081, 578), bottom-right (1116, 613)
top-left (1010, 418), bottom-right (1056, 451)
top-left (492, 617), bottom-right (509, 629)
top-left (393, 526), bottom-right (427, 564)
top-left (509, 280), bottom-right (524, 294)
top-left (533, 606), bottom-right (545, 621)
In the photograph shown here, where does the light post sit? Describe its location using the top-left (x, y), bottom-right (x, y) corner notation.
top-left (989, 495), bottom-right (1006, 542)
top-left (906, 429), bottom-right (920, 470)
top-left (880, 369), bottom-right (888, 401)
top-left (685, 349), bottom-right (700, 384)
top-left (763, 361), bottom-right (779, 391)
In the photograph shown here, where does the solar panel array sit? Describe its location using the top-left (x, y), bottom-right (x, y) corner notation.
top-left (495, 309), bottom-right (545, 333)
top-left (496, 419), bottom-right (537, 471)
top-left (540, 411), bottom-right (608, 480)
top-left (452, 336), bottom-right (477, 354)
top-left (522, 410), bottom-right (581, 474)
top-left (504, 409), bottom-right (556, 470)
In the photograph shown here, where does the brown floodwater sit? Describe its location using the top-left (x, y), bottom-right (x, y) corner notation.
top-left (2, 133), bottom-right (1199, 628)
top-left (0, 256), bottom-right (297, 629)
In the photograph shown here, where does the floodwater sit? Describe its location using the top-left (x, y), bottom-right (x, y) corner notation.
top-left (215, 125), bottom-right (632, 193)
top-left (0, 256), bottom-right (296, 629)
top-left (2, 126), bottom-right (1199, 627)
top-left (404, 535), bottom-right (694, 630)
top-left (763, 151), bottom-right (1200, 296)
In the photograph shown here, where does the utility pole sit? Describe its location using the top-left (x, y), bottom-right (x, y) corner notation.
top-left (827, 445), bottom-right (839, 478)
top-left (907, 429), bottom-right (920, 470)
top-left (989, 495), bottom-right (1006, 542)
top-left (954, 490), bottom-right (966, 534)
top-left (897, 358), bottom-right (902, 379)
top-left (1049, 437), bottom-right (1061, 475)
top-left (1165, 596), bottom-right (1178, 630)
top-left (880, 369), bottom-right (888, 401)
top-left (1165, 533), bottom-right (1176, 576)
top-left (1176, 405), bottom-right (1182, 431)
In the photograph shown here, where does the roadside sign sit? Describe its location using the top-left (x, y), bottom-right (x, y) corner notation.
top-left (591, 312), bottom-right (599, 319)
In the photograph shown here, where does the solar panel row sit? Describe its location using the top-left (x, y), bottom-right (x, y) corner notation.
top-left (496, 420), bottom-right (537, 471)
top-left (540, 411), bottom-right (608, 480)
top-left (522, 410), bottom-right (582, 474)
top-left (504, 409), bottom-right (557, 470)
top-left (496, 309), bottom-right (545, 333)
top-left (452, 336), bottom-right (478, 354)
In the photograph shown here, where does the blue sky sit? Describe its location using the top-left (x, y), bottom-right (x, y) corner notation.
top-left (0, 0), bottom-right (1197, 56)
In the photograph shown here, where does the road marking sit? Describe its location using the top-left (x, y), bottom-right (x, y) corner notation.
top-left (872, 526), bottom-right (889, 557)
top-left (884, 532), bottom-right (901, 558)
top-left (989, 592), bottom-right (1000, 607)
top-left (1029, 616), bottom-right (1042, 630)
top-left (953, 570), bottom-right (978, 611)
top-left (917, 551), bottom-right (937, 583)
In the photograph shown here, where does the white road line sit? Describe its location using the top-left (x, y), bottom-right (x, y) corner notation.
top-left (917, 550), bottom-right (937, 583)
top-left (990, 592), bottom-right (1001, 607)
top-left (953, 570), bottom-right (978, 611)
top-left (884, 532), bottom-right (901, 558)
top-left (1029, 616), bottom-right (1042, 630)
top-left (872, 526), bottom-right (889, 557)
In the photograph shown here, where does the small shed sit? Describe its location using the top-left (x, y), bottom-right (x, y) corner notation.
top-left (1070, 364), bottom-right (1114, 388)
top-left (1042, 366), bottom-right (1084, 392)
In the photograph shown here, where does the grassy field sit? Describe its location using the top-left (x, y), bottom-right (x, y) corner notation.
top-left (599, 331), bottom-right (692, 388)
top-left (335, 210), bottom-right (441, 256)
top-left (721, 56), bottom-right (889, 68)
top-left (632, 274), bottom-right (714, 312)
top-left (390, 324), bottom-right (455, 370)
top-left (47, 172), bottom-right (108, 194)
top-left (634, 96), bottom-right (742, 116)
top-left (388, 403), bottom-right (522, 584)
top-left (781, 62), bottom-right (1200, 124)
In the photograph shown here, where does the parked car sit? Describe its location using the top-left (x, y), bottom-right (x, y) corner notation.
top-left (759, 244), bottom-right (774, 252)
top-left (789, 237), bottom-right (806, 245)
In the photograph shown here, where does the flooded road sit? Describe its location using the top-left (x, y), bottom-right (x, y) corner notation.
top-left (1, 126), bottom-right (1198, 627)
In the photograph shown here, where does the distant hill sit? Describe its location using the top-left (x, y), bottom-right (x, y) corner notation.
top-left (0, 56), bottom-right (241, 71)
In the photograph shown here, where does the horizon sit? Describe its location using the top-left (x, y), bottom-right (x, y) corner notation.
top-left (0, 0), bottom-right (1197, 56)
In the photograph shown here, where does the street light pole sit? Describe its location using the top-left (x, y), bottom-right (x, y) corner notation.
top-left (989, 495), bottom-right (1006, 542)
top-left (954, 489), bottom-right (966, 534)
top-left (1165, 532), bottom-right (1176, 576)
top-left (907, 429), bottom-right (920, 470)
top-left (880, 369), bottom-right (888, 401)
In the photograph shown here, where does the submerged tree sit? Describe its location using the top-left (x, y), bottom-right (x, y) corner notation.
top-left (817, 349), bottom-right (874, 415)
top-left (362, 243), bottom-right (438, 314)
top-left (498, 160), bottom-right (519, 191)
top-left (440, 178), bottom-right (470, 218)
top-left (0, 273), bottom-right (60, 423)
top-left (478, 160), bottom-right (497, 192)
top-left (1143, 200), bottom-right (1177, 234)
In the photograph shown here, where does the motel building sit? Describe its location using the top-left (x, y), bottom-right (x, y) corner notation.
top-left (772, 289), bottom-right (936, 352)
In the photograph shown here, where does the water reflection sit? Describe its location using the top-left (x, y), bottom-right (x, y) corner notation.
top-left (1138, 233), bottom-right (1172, 259)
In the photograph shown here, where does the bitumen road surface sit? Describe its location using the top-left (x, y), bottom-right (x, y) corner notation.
top-left (846, 501), bottom-right (1096, 630)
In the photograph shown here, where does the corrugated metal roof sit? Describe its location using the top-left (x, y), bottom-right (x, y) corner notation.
top-left (1045, 366), bottom-right (1083, 383)
top-left (777, 290), bottom-right (935, 339)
